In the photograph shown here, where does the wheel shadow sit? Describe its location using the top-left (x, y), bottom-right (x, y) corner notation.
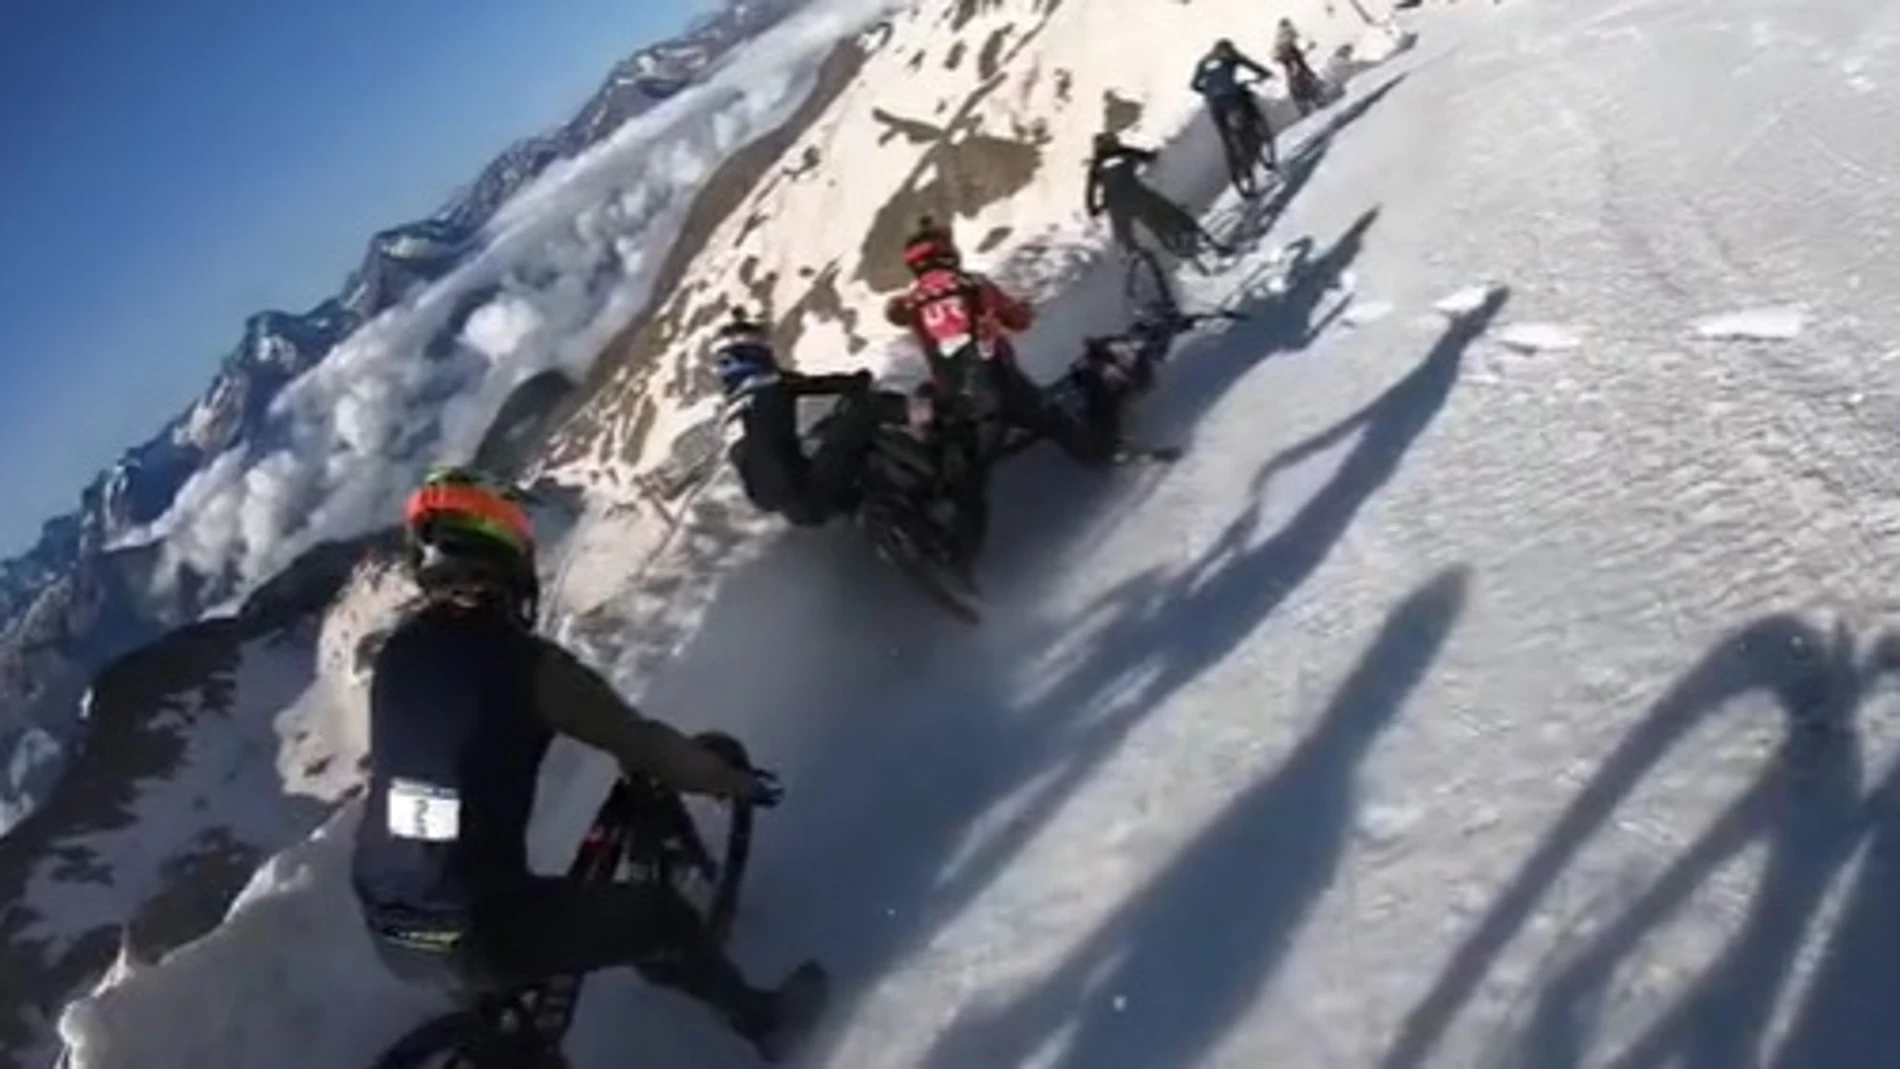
top-left (1383, 616), bottom-right (1894, 1069)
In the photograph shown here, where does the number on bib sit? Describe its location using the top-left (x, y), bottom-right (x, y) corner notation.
top-left (387, 778), bottom-right (461, 842)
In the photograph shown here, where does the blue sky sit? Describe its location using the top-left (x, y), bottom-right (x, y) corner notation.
top-left (0, 0), bottom-right (706, 556)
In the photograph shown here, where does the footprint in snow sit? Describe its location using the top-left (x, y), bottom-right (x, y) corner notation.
top-left (1691, 305), bottom-right (1807, 341)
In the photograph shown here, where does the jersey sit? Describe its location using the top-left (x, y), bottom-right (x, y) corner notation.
top-left (1192, 55), bottom-right (1243, 100)
top-left (352, 600), bottom-right (551, 925)
top-left (885, 268), bottom-right (1034, 369)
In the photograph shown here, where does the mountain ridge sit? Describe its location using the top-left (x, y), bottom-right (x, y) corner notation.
top-left (0, 0), bottom-right (809, 809)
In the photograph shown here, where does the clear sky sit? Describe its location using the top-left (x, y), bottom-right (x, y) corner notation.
top-left (0, 0), bottom-right (707, 557)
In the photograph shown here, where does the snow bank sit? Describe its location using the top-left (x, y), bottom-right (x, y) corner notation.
top-left (56, 805), bottom-right (446, 1069)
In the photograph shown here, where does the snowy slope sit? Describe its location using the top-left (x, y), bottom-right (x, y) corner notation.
top-left (62, 0), bottom-right (1900, 1066)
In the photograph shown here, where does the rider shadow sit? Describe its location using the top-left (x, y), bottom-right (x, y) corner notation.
top-left (685, 288), bottom-right (1499, 1065)
top-left (1760, 632), bottom-right (1900, 1069)
top-left (1125, 207), bottom-right (1380, 458)
top-left (916, 564), bottom-right (1469, 1069)
top-left (1380, 616), bottom-right (1884, 1069)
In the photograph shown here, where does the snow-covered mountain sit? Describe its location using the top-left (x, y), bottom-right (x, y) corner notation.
top-left (0, 0), bottom-right (811, 834)
top-left (38, 0), bottom-right (1900, 1065)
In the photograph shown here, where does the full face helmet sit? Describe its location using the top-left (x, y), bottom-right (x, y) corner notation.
top-left (401, 466), bottom-right (539, 625)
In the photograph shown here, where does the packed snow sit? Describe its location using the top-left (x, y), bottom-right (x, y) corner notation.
top-left (56, 0), bottom-right (1900, 1066)
top-left (1692, 305), bottom-right (1809, 342)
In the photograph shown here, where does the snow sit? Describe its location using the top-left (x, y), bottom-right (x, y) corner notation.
top-left (1692, 305), bottom-right (1809, 342)
top-left (55, 0), bottom-right (1900, 1066)
top-left (1496, 322), bottom-right (1583, 353)
top-left (56, 805), bottom-right (447, 1069)
top-left (1, 725), bottom-right (61, 830)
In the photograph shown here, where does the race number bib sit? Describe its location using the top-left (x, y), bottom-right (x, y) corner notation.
top-left (387, 778), bottom-right (461, 842)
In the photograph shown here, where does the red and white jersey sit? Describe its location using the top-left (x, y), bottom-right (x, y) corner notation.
top-left (884, 268), bottom-right (1034, 362)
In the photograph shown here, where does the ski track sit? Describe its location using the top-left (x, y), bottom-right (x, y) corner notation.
top-left (56, 0), bottom-right (1900, 1067)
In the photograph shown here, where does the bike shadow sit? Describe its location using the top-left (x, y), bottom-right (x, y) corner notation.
top-left (1380, 617), bottom-right (1889, 1069)
top-left (574, 290), bottom-right (1499, 1065)
top-left (918, 564), bottom-right (1469, 1069)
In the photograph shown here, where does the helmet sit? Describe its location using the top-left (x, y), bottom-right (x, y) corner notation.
top-left (711, 306), bottom-right (778, 393)
top-left (401, 466), bottom-right (538, 621)
top-left (716, 305), bottom-right (768, 345)
top-left (1213, 37), bottom-right (1237, 58)
top-left (903, 216), bottom-right (961, 275)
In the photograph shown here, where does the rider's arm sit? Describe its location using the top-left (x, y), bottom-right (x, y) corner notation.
top-left (1084, 164), bottom-right (1104, 215)
top-left (981, 280), bottom-right (1035, 332)
top-left (1239, 54), bottom-right (1275, 80)
top-left (884, 293), bottom-right (915, 327)
top-left (1190, 62), bottom-right (1209, 94)
top-left (784, 368), bottom-right (868, 396)
top-left (531, 639), bottom-right (756, 800)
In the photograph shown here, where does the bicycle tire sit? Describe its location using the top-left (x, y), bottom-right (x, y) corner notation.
top-left (369, 1009), bottom-right (534, 1069)
top-left (1123, 247), bottom-right (1179, 321)
top-left (689, 731), bottom-right (756, 946)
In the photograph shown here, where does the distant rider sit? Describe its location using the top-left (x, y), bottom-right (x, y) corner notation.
top-left (714, 308), bottom-right (890, 526)
top-left (1274, 18), bottom-right (1327, 115)
top-left (1085, 131), bottom-right (1229, 259)
top-left (351, 467), bottom-right (823, 1063)
top-left (1191, 38), bottom-right (1277, 159)
top-left (1053, 310), bottom-right (1189, 461)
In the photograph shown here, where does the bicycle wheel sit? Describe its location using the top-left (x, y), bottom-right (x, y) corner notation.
top-left (1123, 246), bottom-right (1178, 321)
top-left (1211, 112), bottom-right (1249, 198)
top-left (369, 1010), bottom-right (540, 1069)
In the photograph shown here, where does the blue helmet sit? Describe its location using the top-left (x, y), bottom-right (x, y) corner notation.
top-left (711, 307), bottom-right (778, 393)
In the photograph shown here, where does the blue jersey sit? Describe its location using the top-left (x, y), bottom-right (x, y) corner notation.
top-left (1191, 50), bottom-right (1271, 102)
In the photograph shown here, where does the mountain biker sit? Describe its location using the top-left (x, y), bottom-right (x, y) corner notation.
top-left (351, 467), bottom-right (821, 1063)
top-left (1191, 38), bottom-right (1276, 156)
top-left (1085, 131), bottom-right (1229, 259)
top-left (882, 217), bottom-right (1103, 467)
top-left (1053, 310), bottom-right (1188, 460)
top-left (714, 307), bottom-right (892, 527)
top-left (1274, 18), bottom-right (1327, 115)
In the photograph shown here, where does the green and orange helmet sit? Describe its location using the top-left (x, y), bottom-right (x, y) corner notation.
top-left (401, 466), bottom-right (538, 619)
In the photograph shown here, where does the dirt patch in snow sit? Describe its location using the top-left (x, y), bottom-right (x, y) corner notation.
top-left (1103, 89), bottom-right (1144, 134)
top-left (855, 101), bottom-right (1050, 292)
top-left (977, 25), bottom-right (1013, 80)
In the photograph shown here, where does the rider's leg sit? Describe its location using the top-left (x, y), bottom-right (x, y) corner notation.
top-left (470, 878), bottom-right (787, 1046)
top-left (993, 358), bottom-right (1113, 468)
top-left (804, 389), bottom-right (897, 519)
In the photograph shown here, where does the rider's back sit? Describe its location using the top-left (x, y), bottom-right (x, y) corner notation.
top-left (353, 599), bottom-right (551, 917)
top-left (1192, 54), bottom-right (1240, 98)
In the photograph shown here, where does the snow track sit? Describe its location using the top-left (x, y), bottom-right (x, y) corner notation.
top-left (571, 1), bottom-right (1900, 1065)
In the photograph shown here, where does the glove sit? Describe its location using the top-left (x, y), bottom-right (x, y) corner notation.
top-left (740, 767), bottom-right (784, 808)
